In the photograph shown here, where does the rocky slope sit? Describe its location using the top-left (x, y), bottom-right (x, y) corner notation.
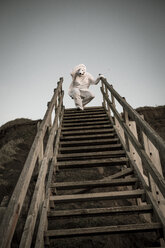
top-left (0, 118), bottom-right (40, 204)
top-left (136, 105), bottom-right (165, 141)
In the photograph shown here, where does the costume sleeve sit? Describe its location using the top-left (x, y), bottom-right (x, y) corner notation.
top-left (88, 73), bottom-right (101, 85)
top-left (88, 73), bottom-right (96, 85)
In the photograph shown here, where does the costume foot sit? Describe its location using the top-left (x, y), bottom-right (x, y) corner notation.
top-left (77, 107), bottom-right (84, 111)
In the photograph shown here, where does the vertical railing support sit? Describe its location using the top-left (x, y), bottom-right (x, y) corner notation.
top-left (100, 77), bottom-right (165, 241)
top-left (0, 78), bottom-right (64, 248)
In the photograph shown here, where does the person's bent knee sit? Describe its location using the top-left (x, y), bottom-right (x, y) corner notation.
top-left (69, 88), bottom-right (80, 98)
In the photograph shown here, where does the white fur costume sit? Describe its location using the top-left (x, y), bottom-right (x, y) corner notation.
top-left (68, 64), bottom-right (103, 110)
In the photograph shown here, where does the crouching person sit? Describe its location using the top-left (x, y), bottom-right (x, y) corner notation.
top-left (68, 64), bottom-right (104, 110)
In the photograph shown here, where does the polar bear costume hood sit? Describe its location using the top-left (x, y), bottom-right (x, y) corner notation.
top-left (70, 64), bottom-right (87, 78)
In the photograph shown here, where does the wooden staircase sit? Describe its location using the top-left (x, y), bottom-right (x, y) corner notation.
top-left (1, 78), bottom-right (165, 248)
top-left (45, 107), bottom-right (162, 247)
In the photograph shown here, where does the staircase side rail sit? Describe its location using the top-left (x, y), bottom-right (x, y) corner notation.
top-left (19, 90), bottom-right (64, 248)
top-left (101, 78), bottom-right (165, 165)
top-left (34, 109), bottom-right (64, 248)
top-left (0, 78), bottom-right (63, 248)
top-left (114, 124), bottom-right (165, 238)
top-left (100, 86), bottom-right (165, 199)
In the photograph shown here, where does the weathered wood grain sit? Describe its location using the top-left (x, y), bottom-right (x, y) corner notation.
top-left (102, 78), bottom-right (165, 165)
top-left (45, 223), bottom-right (161, 238)
top-left (101, 88), bottom-right (165, 199)
top-left (48, 205), bottom-right (153, 218)
top-left (50, 189), bottom-right (145, 203)
top-left (51, 177), bottom-right (138, 190)
top-left (57, 157), bottom-right (128, 169)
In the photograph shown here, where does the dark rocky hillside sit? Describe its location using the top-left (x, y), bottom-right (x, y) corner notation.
top-left (0, 118), bottom-right (40, 204)
top-left (0, 106), bottom-right (164, 247)
top-left (136, 105), bottom-right (165, 141)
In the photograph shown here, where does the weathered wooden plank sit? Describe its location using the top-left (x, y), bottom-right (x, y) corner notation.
top-left (62, 128), bottom-right (114, 135)
top-left (45, 223), bottom-right (161, 238)
top-left (59, 144), bottom-right (122, 152)
top-left (146, 190), bottom-right (165, 238)
top-left (0, 79), bottom-right (64, 248)
top-left (62, 120), bottom-right (110, 127)
top-left (64, 106), bottom-right (104, 112)
top-left (102, 78), bottom-right (165, 169)
top-left (62, 124), bottom-right (112, 131)
top-left (19, 90), bottom-right (64, 248)
top-left (60, 133), bottom-right (116, 141)
top-left (62, 117), bottom-right (108, 123)
top-left (57, 150), bottom-right (125, 160)
top-left (63, 114), bottom-right (107, 120)
top-left (19, 157), bottom-right (48, 248)
top-left (63, 111), bottom-right (107, 118)
top-left (142, 130), bottom-right (165, 215)
top-left (51, 178), bottom-right (138, 190)
top-left (101, 168), bottom-right (134, 180)
top-left (50, 189), bottom-right (145, 203)
top-left (113, 125), bottom-right (165, 237)
top-left (48, 204), bottom-right (153, 218)
top-left (60, 138), bottom-right (119, 147)
top-left (57, 157), bottom-right (128, 169)
top-left (101, 88), bottom-right (165, 198)
top-left (34, 113), bottom-right (64, 248)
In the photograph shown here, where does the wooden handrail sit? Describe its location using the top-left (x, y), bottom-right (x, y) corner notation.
top-left (101, 88), bottom-right (165, 198)
top-left (34, 108), bottom-right (64, 248)
top-left (20, 91), bottom-right (64, 247)
top-left (0, 78), bottom-right (63, 248)
top-left (101, 78), bottom-right (165, 163)
top-left (100, 79), bottom-right (165, 236)
top-left (113, 122), bottom-right (165, 237)
top-left (19, 91), bottom-right (64, 247)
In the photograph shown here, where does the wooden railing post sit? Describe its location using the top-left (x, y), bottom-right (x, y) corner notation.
top-left (142, 127), bottom-right (165, 216)
top-left (34, 107), bottom-right (64, 248)
top-left (100, 78), bottom-right (165, 197)
top-left (102, 78), bottom-right (165, 165)
top-left (0, 78), bottom-right (64, 248)
top-left (105, 86), bottom-right (112, 120)
top-left (101, 81), bottom-right (106, 109)
top-left (37, 122), bottom-right (44, 164)
top-left (19, 85), bottom-right (64, 248)
top-left (47, 101), bottom-right (52, 129)
top-left (100, 78), bottom-right (165, 239)
top-left (122, 97), bottom-right (130, 152)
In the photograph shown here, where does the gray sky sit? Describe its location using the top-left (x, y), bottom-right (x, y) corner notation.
top-left (0, 0), bottom-right (165, 126)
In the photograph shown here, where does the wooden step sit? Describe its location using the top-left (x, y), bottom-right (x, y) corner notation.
top-left (60, 138), bottom-right (119, 147)
top-left (59, 144), bottom-right (122, 153)
top-left (63, 111), bottom-right (107, 118)
top-left (48, 204), bottom-right (153, 218)
top-left (62, 120), bottom-right (110, 127)
top-left (45, 223), bottom-right (162, 238)
top-left (63, 114), bottom-right (107, 120)
top-left (57, 150), bottom-right (126, 160)
top-left (102, 168), bottom-right (134, 180)
top-left (60, 133), bottom-right (116, 141)
top-left (50, 189), bottom-right (145, 203)
top-left (57, 157), bottom-right (128, 169)
top-left (62, 124), bottom-right (112, 131)
top-left (51, 177), bottom-right (138, 190)
top-left (62, 117), bottom-right (109, 123)
top-left (61, 128), bottom-right (115, 136)
top-left (64, 106), bottom-right (105, 113)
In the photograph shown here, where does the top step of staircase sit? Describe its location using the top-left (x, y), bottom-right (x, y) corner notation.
top-left (64, 106), bottom-right (105, 113)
